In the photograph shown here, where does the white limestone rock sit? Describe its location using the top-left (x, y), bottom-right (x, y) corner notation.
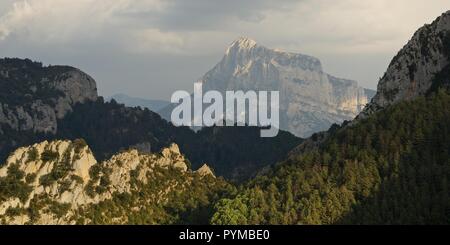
top-left (196, 164), bottom-right (215, 178)
top-left (0, 140), bottom-right (191, 224)
top-left (359, 10), bottom-right (450, 118)
top-left (160, 37), bottom-right (375, 138)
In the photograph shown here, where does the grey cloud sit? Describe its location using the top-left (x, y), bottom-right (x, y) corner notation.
top-left (0, 0), bottom-right (448, 101)
top-left (118, 0), bottom-right (300, 31)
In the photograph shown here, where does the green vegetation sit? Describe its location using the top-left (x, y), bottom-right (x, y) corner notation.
top-left (85, 163), bottom-right (111, 195)
top-left (58, 179), bottom-right (72, 193)
top-left (89, 164), bottom-right (101, 180)
top-left (2, 53), bottom-right (450, 224)
top-left (71, 175), bottom-right (84, 185)
top-left (77, 166), bottom-right (234, 225)
top-left (25, 173), bottom-right (37, 184)
top-left (1, 58), bottom-right (301, 183)
top-left (0, 164), bottom-right (32, 202)
top-left (5, 206), bottom-right (26, 217)
top-left (24, 194), bottom-right (71, 222)
top-left (27, 148), bottom-right (39, 162)
top-left (41, 150), bottom-right (59, 162)
top-left (211, 197), bottom-right (249, 225)
top-left (1, 90), bottom-right (449, 225)
top-left (73, 139), bottom-right (87, 153)
top-left (84, 180), bottom-right (96, 198)
top-left (55, 99), bottom-right (301, 181)
top-left (428, 31), bottom-right (450, 93)
top-left (39, 147), bottom-right (73, 187)
top-left (211, 90), bottom-right (450, 225)
top-left (47, 201), bottom-right (71, 219)
top-left (0, 58), bottom-right (67, 106)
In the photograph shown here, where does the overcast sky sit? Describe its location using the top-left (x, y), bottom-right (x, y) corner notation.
top-left (0, 0), bottom-right (449, 100)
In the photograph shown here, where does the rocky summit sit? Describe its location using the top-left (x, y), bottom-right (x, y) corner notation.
top-left (195, 37), bottom-right (375, 138)
top-left (0, 140), bottom-right (217, 224)
top-left (0, 58), bottom-right (97, 134)
top-left (360, 10), bottom-right (450, 118)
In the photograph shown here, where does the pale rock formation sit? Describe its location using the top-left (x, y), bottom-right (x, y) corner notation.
top-left (0, 140), bottom-right (191, 224)
top-left (0, 61), bottom-right (98, 134)
top-left (195, 164), bottom-right (215, 178)
top-left (160, 37), bottom-right (375, 137)
top-left (359, 10), bottom-right (450, 118)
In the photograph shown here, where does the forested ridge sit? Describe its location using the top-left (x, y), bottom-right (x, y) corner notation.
top-left (56, 99), bottom-right (302, 181)
top-left (211, 90), bottom-right (450, 224)
top-left (2, 59), bottom-right (450, 224)
top-left (2, 11), bottom-right (450, 224)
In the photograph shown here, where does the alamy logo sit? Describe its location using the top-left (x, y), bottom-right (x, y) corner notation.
top-left (171, 83), bottom-right (280, 137)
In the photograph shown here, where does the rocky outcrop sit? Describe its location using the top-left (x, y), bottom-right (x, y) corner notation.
top-left (52, 69), bottom-right (98, 118)
top-left (160, 38), bottom-right (375, 138)
top-left (0, 140), bottom-right (205, 225)
top-left (360, 10), bottom-right (450, 118)
top-left (292, 10), bottom-right (450, 157)
top-left (0, 58), bottom-right (98, 134)
top-left (108, 93), bottom-right (170, 112)
top-left (195, 164), bottom-right (215, 178)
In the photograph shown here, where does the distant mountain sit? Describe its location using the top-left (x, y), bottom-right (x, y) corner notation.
top-left (1, 9), bottom-right (450, 225)
top-left (0, 58), bottom-right (301, 181)
top-left (108, 93), bottom-right (169, 112)
top-left (159, 37), bottom-right (375, 138)
top-left (295, 10), bottom-right (450, 158)
top-left (210, 11), bottom-right (450, 225)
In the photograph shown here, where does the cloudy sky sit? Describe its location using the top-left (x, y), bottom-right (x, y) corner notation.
top-left (0, 0), bottom-right (449, 100)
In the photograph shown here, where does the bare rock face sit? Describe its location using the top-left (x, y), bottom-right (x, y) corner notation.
top-left (196, 164), bottom-right (215, 178)
top-left (0, 59), bottom-right (98, 134)
top-left (159, 143), bottom-right (188, 171)
top-left (52, 70), bottom-right (97, 105)
top-left (198, 37), bottom-right (375, 138)
top-left (292, 11), bottom-right (450, 158)
top-left (0, 140), bottom-right (192, 225)
top-left (52, 69), bottom-right (97, 119)
top-left (360, 10), bottom-right (450, 118)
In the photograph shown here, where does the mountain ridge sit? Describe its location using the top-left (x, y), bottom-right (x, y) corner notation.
top-left (0, 58), bottom-right (97, 134)
top-left (108, 93), bottom-right (170, 112)
top-left (0, 57), bottom-right (301, 181)
top-left (208, 10), bottom-right (450, 225)
top-left (360, 10), bottom-right (450, 118)
top-left (160, 37), bottom-right (375, 138)
top-left (1, 9), bottom-right (450, 225)
top-left (0, 140), bottom-right (222, 224)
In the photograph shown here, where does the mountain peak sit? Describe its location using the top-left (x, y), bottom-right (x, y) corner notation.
top-left (234, 37), bottom-right (257, 46)
top-left (199, 38), bottom-right (374, 138)
top-left (227, 37), bottom-right (258, 53)
top-left (358, 10), bottom-right (450, 118)
top-left (196, 164), bottom-right (215, 178)
top-left (0, 58), bottom-right (98, 134)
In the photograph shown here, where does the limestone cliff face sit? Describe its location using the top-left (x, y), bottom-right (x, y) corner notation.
top-left (198, 38), bottom-right (375, 138)
top-left (0, 140), bottom-right (213, 225)
top-left (360, 10), bottom-right (450, 117)
top-left (0, 58), bottom-right (97, 134)
top-left (291, 11), bottom-right (450, 157)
